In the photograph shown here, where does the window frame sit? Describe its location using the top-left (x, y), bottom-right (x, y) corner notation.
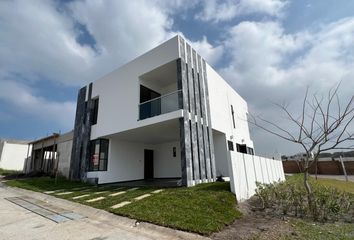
top-left (88, 138), bottom-right (109, 172)
top-left (91, 97), bottom-right (99, 125)
top-left (227, 140), bottom-right (234, 151)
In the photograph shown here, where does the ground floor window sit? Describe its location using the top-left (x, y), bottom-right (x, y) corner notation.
top-left (89, 139), bottom-right (109, 171)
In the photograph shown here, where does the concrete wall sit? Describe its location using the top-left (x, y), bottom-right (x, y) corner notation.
top-left (229, 152), bottom-right (285, 201)
top-left (57, 140), bottom-right (73, 178)
top-left (283, 160), bottom-right (354, 175)
top-left (0, 141), bottom-right (30, 171)
top-left (154, 141), bottom-right (181, 178)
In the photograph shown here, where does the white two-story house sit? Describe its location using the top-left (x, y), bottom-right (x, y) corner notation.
top-left (70, 35), bottom-right (254, 186)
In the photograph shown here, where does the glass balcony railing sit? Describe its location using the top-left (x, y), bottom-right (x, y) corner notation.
top-left (139, 90), bottom-right (182, 120)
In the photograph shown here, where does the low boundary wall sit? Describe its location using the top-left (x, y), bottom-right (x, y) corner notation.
top-left (228, 152), bottom-right (285, 201)
top-left (283, 160), bottom-right (354, 175)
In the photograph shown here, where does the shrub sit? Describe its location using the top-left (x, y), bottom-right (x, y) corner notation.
top-left (254, 175), bottom-right (353, 222)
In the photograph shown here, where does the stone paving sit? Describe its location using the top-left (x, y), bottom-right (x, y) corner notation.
top-left (151, 189), bottom-right (164, 194)
top-left (43, 186), bottom-right (166, 212)
top-left (109, 191), bottom-right (126, 197)
top-left (56, 191), bottom-right (73, 196)
top-left (111, 201), bottom-right (131, 209)
top-left (86, 196), bottom-right (105, 202)
top-left (134, 194), bottom-right (151, 201)
top-left (72, 194), bottom-right (90, 199)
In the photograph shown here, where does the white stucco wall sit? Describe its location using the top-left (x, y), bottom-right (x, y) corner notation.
top-left (154, 141), bottom-right (181, 178)
top-left (90, 36), bottom-right (180, 140)
top-left (207, 65), bottom-right (253, 149)
top-left (228, 152), bottom-right (285, 201)
top-left (0, 142), bottom-right (29, 171)
top-left (87, 139), bottom-right (182, 184)
top-left (87, 139), bottom-right (150, 184)
top-left (213, 131), bottom-right (229, 177)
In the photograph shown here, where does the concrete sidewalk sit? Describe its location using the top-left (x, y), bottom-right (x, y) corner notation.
top-left (310, 174), bottom-right (354, 182)
top-left (0, 182), bottom-right (207, 240)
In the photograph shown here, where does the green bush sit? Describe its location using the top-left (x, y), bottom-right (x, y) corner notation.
top-left (254, 175), bottom-right (354, 222)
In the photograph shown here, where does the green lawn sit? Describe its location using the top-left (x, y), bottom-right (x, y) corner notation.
top-left (287, 219), bottom-right (354, 240)
top-left (0, 168), bottom-right (21, 176)
top-left (5, 177), bottom-right (241, 235)
top-left (314, 178), bottom-right (354, 194)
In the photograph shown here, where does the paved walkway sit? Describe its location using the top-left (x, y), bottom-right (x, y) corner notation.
top-left (0, 182), bottom-right (207, 240)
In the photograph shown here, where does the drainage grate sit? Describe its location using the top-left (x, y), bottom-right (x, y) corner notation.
top-left (6, 196), bottom-right (85, 223)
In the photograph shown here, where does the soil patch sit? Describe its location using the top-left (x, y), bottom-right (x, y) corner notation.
top-left (211, 198), bottom-right (295, 240)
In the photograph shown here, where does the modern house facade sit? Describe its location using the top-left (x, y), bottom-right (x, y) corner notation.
top-left (70, 35), bottom-right (254, 186)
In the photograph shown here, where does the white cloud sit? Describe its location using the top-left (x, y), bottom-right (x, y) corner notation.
top-left (0, 0), bottom-right (221, 136)
top-left (0, 0), bottom-right (97, 86)
top-left (0, 80), bottom-right (76, 129)
top-left (187, 36), bottom-right (224, 66)
top-left (196, 0), bottom-right (288, 23)
top-left (220, 18), bottom-right (354, 155)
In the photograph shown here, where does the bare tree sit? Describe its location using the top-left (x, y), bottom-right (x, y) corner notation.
top-left (250, 83), bottom-right (354, 211)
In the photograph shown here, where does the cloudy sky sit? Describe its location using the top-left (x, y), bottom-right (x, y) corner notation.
top-left (1, 0), bottom-right (354, 156)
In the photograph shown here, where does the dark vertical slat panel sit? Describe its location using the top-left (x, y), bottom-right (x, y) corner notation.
top-left (179, 36), bottom-right (185, 61)
top-left (203, 59), bottom-right (216, 180)
top-left (186, 44), bottom-right (200, 183)
top-left (81, 83), bottom-right (93, 180)
top-left (70, 86), bottom-right (87, 180)
top-left (177, 58), bottom-right (193, 186)
top-left (198, 55), bottom-right (212, 182)
top-left (193, 50), bottom-right (205, 182)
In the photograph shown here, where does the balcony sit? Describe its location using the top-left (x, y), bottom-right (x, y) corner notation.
top-left (139, 90), bottom-right (182, 120)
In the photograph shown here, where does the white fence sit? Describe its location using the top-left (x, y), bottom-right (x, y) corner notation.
top-left (228, 152), bottom-right (285, 201)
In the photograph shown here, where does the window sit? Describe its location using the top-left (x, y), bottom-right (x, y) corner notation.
top-left (92, 98), bottom-right (99, 125)
top-left (173, 147), bottom-right (176, 157)
top-left (89, 139), bottom-right (108, 171)
top-left (231, 105), bottom-right (236, 128)
top-left (236, 143), bottom-right (247, 154)
top-left (228, 140), bottom-right (234, 151)
top-left (247, 147), bottom-right (254, 155)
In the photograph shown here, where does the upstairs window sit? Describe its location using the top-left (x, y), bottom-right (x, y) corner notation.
top-left (231, 105), bottom-right (236, 128)
top-left (89, 139), bottom-right (109, 171)
top-left (92, 98), bottom-right (99, 125)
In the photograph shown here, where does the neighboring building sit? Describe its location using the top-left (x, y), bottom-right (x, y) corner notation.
top-left (70, 35), bottom-right (254, 186)
top-left (0, 139), bottom-right (30, 171)
top-left (25, 131), bottom-right (73, 177)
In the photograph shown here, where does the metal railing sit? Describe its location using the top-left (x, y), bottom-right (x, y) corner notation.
top-left (139, 89), bottom-right (182, 120)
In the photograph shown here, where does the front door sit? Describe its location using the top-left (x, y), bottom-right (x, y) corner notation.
top-left (144, 149), bottom-right (154, 179)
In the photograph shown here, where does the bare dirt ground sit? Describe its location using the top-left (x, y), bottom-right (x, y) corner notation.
top-left (211, 199), bottom-right (296, 240)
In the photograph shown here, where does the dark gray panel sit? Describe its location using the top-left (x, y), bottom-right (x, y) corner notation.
top-left (197, 55), bottom-right (212, 181)
top-left (81, 83), bottom-right (93, 180)
top-left (177, 58), bottom-right (193, 187)
top-left (70, 83), bottom-right (93, 181)
top-left (203, 59), bottom-right (216, 180)
top-left (192, 50), bottom-right (205, 182)
top-left (70, 86), bottom-right (87, 180)
top-left (186, 44), bottom-right (200, 183)
top-left (179, 37), bottom-right (185, 61)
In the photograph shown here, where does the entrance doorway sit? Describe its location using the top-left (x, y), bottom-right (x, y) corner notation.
top-left (144, 149), bottom-right (154, 180)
